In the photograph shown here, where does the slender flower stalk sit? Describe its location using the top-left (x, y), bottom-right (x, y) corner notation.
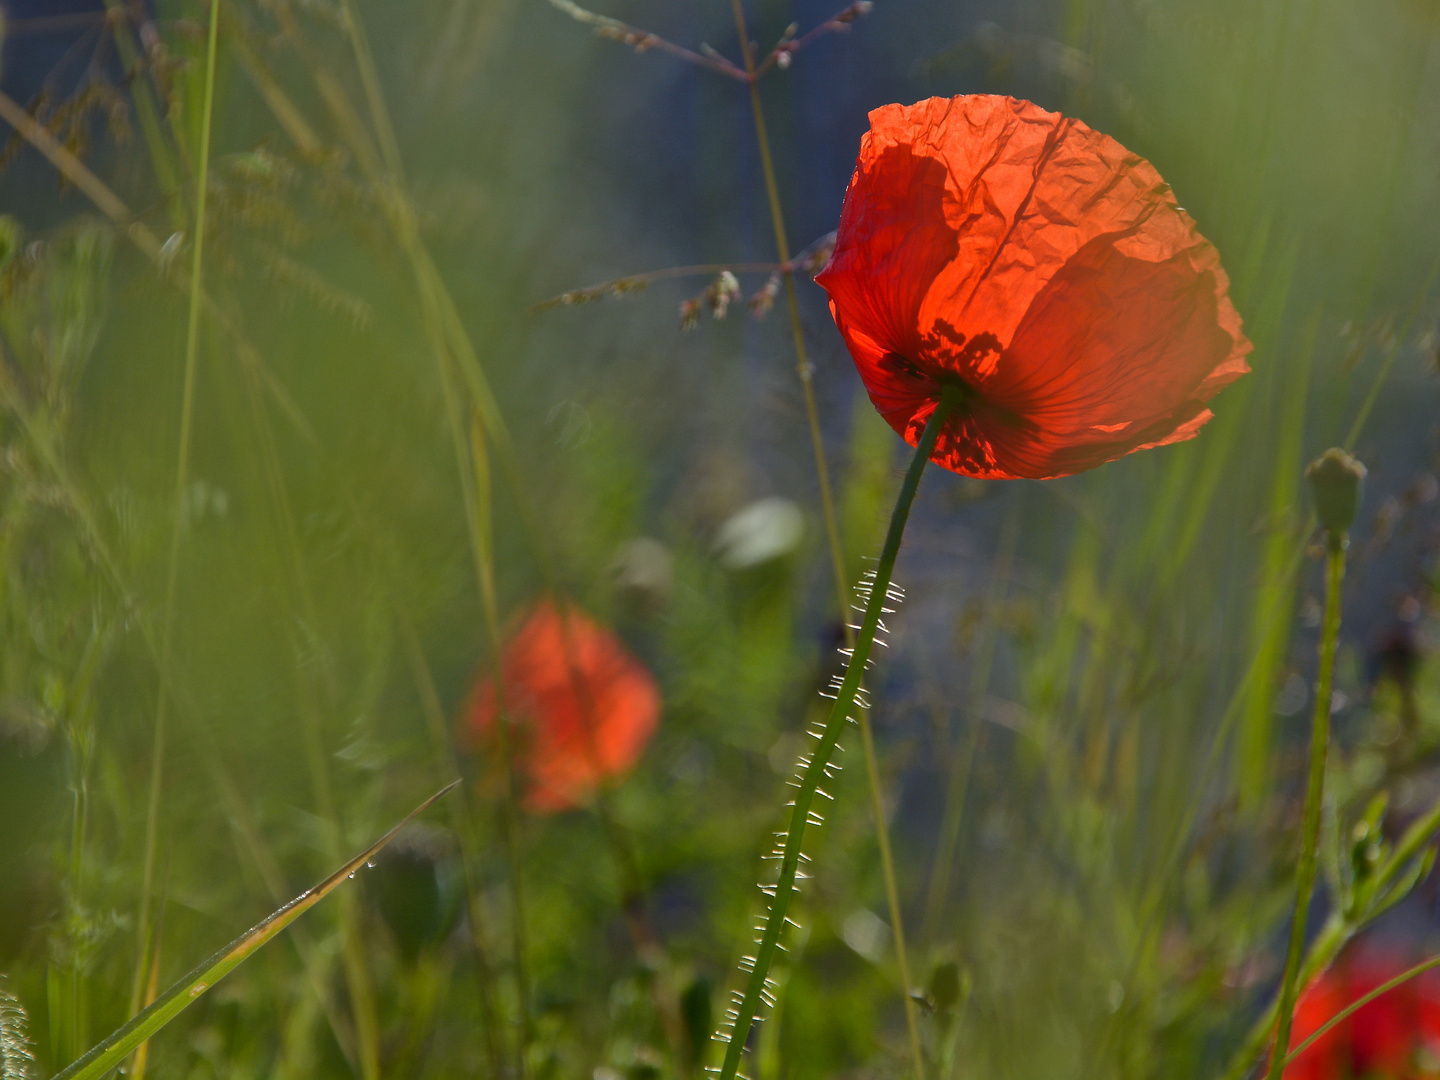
top-left (718, 384), bottom-right (964, 1080)
top-left (131, 0), bottom-right (221, 1039)
top-left (726, 3), bottom-right (926, 1072)
top-left (1264, 449), bottom-right (1364, 1080)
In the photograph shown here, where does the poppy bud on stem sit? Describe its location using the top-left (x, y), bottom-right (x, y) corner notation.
top-left (717, 384), bottom-right (963, 1080)
top-left (1264, 449), bottom-right (1364, 1080)
top-left (1306, 448), bottom-right (1367, 549)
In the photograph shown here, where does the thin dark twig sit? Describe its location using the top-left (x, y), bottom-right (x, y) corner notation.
top-left (530, 262), bottom-right (780, 312)
top-left (754, 3), bottom-right (874, 78)
top-left (544, 0), bottom-right (749, 81)
top-left (529, 232), bottom-right (835, 313)
top-left (543, 0), bottom-right (872, 83)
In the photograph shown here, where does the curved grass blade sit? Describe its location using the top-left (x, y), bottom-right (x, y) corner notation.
top-left (52, 780), bottom-right (460, 1080)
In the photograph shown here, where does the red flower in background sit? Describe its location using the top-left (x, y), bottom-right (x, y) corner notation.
top-left (1282, 945), bottom-right (1440, 1080)
top-left (815, 95), bottom-right (1252, 480)
top-left (1287, 971), bottom-right (1350, 1080)
top-left (463, 599), bottom-right (661, 813)
top-left (1350, 950), bottom-right (1421, 1076)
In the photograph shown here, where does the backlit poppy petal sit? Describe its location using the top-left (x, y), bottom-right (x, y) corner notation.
top-left (817, 95), bottom-right (1252, 480)
top-left (462, 598), bottom-right (661, 813)
top-left (1285, 972), bottom-right (1350, 1080)
top-left (1348, 948), bottom-right (1420, 1076)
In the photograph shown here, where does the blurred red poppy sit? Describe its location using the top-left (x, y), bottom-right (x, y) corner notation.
top-left (816, 95), bottom-right (1252, 480)
top-left (462, 599), bottom-right (661, 813)
top-left (1281, 945), bottom-right (1440, 1080)
top-left (1286, 971), bottom-right (1350, 1080)
top-left (1350, 948), bottom-right (1420, 1076)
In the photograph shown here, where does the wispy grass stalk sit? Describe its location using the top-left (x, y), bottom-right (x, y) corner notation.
top-left (331, 7), bottom-right (681, 1062)
top-left (921, 492), bottom-right (1021, 942)
top-left (97, 0), bottom-right (181, 207)
top-left (1342, 249), bottom-right (1440, 451)
top-left (717, 385), bottom-right (963, 1080)
top-left (0, 86), bottom-right (409, 1077)
top-left (205, 752), bottom-right (363, 1072)
top-left (130, 0), bottom-right (221, 1045)
top-left (399, 616), bottom-right (508, 1079)
top-left (220, 279), bottom-right (387, 1079)
top-left (239, 10), bottom-right (542, 1063)
top-left (726, 3), bottom-right (925, 1071)
top-left (292, 634), bottom-right (383, 1080)
top-left (52, 784), bottom-right (459, 1080)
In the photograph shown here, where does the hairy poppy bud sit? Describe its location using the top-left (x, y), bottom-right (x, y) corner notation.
top-left (1306, 447), bottom-right (1366, 537)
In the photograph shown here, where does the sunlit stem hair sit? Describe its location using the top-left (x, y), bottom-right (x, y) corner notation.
top-left (1263, 449), bottom-right (1363, 1080)
top-left (716, 383), bottom-right (965, 1080)
top-left (0, 978), bottom-right (35, 1080)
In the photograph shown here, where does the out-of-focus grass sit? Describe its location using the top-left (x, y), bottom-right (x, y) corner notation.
top-left (0, 1), bottom-right (1437, 1079)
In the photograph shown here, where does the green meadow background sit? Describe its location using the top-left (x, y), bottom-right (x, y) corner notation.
top-left (1, 0), bottom-right (1438, 1078)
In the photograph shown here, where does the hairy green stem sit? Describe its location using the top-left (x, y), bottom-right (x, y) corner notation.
top-left (727, 3), bottom-right (925, 1072)
top-left (131, 0), bottom-right (220, 1026)
top-left (1263, 537), bottom-right (1345, 1080)
top-left (719, 386), bottom-right (962, 1080)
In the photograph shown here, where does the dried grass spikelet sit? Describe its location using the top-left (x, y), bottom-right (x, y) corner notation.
top-left (679, 271), bottom-right (741, 330)
top-left (542, 275), bottom-right (652, 311)
top-left (0, 979), bottom-right (34, 1080)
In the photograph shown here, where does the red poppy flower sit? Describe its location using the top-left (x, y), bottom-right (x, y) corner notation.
top-left (1279, 946), bottom-right (1438, 1080)
top-left (815, 95), bottom-right (1252, 480)
top-left (1349, 948), bottom-right (1419, 1076)
top-left (1286, 972), bottom-right (1351, 1080)
top-left (462, 599), bottom-right (661, 813)
top-left (1417, 968), bottom-right (1440, 1059)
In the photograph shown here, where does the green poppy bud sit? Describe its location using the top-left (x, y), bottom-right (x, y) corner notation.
top-left (1305, 448), bottom-right (1366, 537)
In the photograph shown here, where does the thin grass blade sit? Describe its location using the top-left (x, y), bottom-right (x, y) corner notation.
top-left (52, 780), bottom-right (459, 1080)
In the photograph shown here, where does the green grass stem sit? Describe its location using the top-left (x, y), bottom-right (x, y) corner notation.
top-left (399, 616), bottom-right (509, 1080)
top-left (130, 0), bottom-right (221, 1035)
top-left (921, 492), bottom-right (1021, 942)
top-left (718, 385), bottom-right (963, 1080)
top-left (727, 3), bottom-right (925, 1072)
top-left (1263, 537), bottom-right (1345, 1080)
top-left (1342, 249), bottom-right (1440, 452)
top-left (321, 5), bottom-right (540, 1062)
top-left (53, 782), bottom-right (459, 1080)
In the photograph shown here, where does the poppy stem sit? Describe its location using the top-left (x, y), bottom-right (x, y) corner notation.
top-left (1263, 535), bottom-right (1346, 1080)
top-left (718, 386), bottom-right (962, 1080)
